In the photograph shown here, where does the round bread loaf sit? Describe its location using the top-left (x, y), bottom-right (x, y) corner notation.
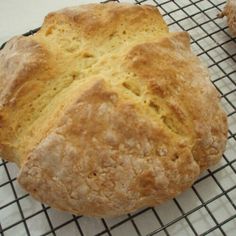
top-left (0, 3), bottom-right (227, 217)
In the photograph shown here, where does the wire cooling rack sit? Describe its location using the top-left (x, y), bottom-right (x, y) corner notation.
top-left (0, 0), bottom-right (236, 235)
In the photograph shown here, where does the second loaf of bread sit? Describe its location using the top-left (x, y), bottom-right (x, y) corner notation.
top-left (0, 3), bottom-right (227, 217)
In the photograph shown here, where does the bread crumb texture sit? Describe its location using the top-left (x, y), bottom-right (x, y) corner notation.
top-left (0, 3), bottom-right (227, 217)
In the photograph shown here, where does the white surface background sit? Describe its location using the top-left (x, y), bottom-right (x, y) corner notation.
top-left (0, 0), bottom-right (236, 236)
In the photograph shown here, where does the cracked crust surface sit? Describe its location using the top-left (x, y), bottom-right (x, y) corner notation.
top-left (0, 3), bottom-right (227, 217)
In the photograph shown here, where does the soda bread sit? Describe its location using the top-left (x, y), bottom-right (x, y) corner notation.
top-left (0, 3), bottom-right (227, 217)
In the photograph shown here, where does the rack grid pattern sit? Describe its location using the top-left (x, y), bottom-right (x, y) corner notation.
top-left (0, 0), bottom-right (235, 235)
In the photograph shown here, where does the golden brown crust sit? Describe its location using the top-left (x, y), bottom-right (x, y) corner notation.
top-left (45, 3), bottom-right (168, 37)
top-left (0, 36), bottom-right (54, 163)
top-left (18, 80), bottom-right (200, 217)
top-left (124, 32), bottom-right (227, 170)
top-left (0, 3), bottom-right (227, 217)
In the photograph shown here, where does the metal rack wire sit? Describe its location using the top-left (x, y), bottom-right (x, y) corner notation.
top-left (0, 0), bottom-right (235, 235)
